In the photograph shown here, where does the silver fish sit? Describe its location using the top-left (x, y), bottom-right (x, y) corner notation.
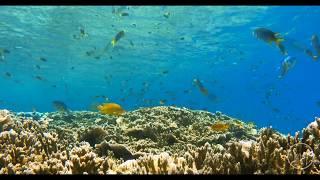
top-left (311, 34), bottom-right (320, 59)
top-left (279, 56), bottom-right (297, 79)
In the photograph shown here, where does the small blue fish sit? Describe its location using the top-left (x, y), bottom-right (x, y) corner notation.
top-left (279, 56), bottom-right (296, 79)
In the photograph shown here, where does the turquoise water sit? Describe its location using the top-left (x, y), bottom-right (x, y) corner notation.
top-left (0, 6), bottom-right (319, 134)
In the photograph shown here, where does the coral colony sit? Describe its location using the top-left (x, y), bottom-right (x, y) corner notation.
top-left (0, 107), bottom-right (319, 174)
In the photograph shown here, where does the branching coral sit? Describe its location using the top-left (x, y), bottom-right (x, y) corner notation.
top-left (95, 141), bottom-right (134, 161)
top-left (115, 152), bottom-right (197, 174)
top-left (1, 108), bottom-right (320, 174)
top-left (303, 117), bottom-right (320, 142)
top-left (78, 127), bottom-right (107, 146)
top-left (0, 114), bottom-right (116, 174)
top-left (0, 109), bottom-right (12, 132)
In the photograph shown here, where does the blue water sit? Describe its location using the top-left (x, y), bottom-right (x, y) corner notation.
top-left (0, 6), bottom-right (319, 135)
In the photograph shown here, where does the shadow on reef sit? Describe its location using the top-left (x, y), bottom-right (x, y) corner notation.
top-left (0, 107), bottom-right (319, 174)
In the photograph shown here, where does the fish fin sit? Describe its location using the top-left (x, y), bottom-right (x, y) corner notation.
top-left (274, 33), bottom-right (283, 38)
top-left (104, 43), bottom-right (111, 52)
top-left (282, 32), bottom-right (290, 36)
top-left (278, 74), bottom-right (284, 79)
top-left (274, 32), bottom-right (285, 44)
top-left (89, 103), bottom-right (100, 111)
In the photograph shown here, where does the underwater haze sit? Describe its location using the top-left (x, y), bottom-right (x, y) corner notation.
top-left (0, 6), bottom-right (320, 135)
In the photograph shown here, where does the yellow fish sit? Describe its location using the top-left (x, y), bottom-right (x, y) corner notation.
top-left (253, 27), bottom-right (284, 45)
top-left (253, 27), bottom-right (287, 55)
top-left (97, 103), bottom-right (125, 116)
top-left (210, 122), bottom-right (229, 132)
top-left (111, 31), bottom-right (125, 47)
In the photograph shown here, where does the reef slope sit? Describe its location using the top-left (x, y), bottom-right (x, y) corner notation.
top-left (0, 106), bottom-right (319, 174)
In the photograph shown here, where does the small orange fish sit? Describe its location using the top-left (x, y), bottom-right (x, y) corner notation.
top-left (210, 122), bottom-right (229, 132)
top-left (111, 31), bottom-right (125, 47)
top-left (97, 103), bottom-right (125, 116)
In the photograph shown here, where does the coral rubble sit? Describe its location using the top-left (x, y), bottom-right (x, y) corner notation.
top-left (0, 106), bottom-right (320, 174)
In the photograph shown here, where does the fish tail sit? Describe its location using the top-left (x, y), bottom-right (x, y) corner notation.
top-left (276, 43), bottom-right (288, 55)
top-left (313, 55), bottom-right (318, 61)
top-left (111, 39), bottom-right (116, 47)
top-left (275, 37), bottom-right (284, 45)
top-left (103, 43), bottom-right (111, 52)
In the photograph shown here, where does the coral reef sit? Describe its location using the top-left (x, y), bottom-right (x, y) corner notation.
top-left (0, 109), bottom-right (12, 132)
top-left (79, 127), bottom-right (107, 146)
top-left (95, 141), bottom-right (134, 161)
top-left (302, 117), bottom-right (320, 143)
top-left (0, 106), bottom-right (320, 174)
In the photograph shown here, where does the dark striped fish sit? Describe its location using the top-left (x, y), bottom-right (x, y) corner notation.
top-left (52, 100), bottom-right (70, 113)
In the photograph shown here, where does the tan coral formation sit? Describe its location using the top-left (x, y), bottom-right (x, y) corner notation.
top-left (303, 117), bottom-right (320, 142)
top-left (78, 127), bottom-right (107, 146)
top-left (0, 109), bottom-right (13, 132)
top-left (0, 124), bottom-right (116, 174)
top-left (0, 107), bottom-right (320, 174)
